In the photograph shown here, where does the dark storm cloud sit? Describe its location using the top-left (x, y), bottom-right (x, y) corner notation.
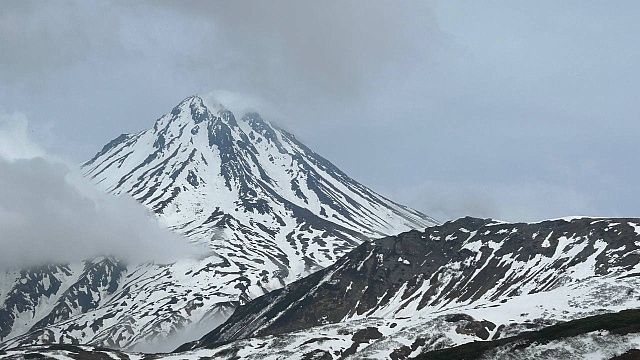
top-left (0, 1), bottom-right (639, 222)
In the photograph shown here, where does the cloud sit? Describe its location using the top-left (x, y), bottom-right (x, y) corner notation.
top-left (160, 0), bottom-right (439, 100)
top-left (0, 112), bottom-right (44, 160)
top-left (0, 114), bottom-right (199, 270)
top-left (391, 179), bottom-right (597, 224)
top-left (0, 1), bottom-right (439, 99)
top-left (0, 1), bottom-right (121, 86)
top-left (203, 90), bottom-right (279, 119)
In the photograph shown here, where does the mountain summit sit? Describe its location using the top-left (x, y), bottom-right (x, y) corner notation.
top-left (0, 95), bottom-right (436, 350)
top-left (84, 95), bottom-right (437, 282)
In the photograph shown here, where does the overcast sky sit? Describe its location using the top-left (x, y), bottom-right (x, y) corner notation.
top-left (1, 1), bottom-right (639, 222)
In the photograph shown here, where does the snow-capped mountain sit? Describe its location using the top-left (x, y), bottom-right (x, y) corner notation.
top-left (0, 95), bottom-right (436, 351)
top-left (174, 217), bottom-right (640, 359)
top-left (83, 95), bottom-right (436, 279)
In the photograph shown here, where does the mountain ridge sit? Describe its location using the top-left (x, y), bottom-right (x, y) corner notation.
top-left (174, 216), bottom-right (640, 358)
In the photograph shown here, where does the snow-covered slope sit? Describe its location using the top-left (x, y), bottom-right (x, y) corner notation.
top-left (0, 95), bottom-right (436, 351)
top-left (176, 217), bottom-right (640, 359)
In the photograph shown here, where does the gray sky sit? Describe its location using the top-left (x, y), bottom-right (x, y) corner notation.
top-left (1, 1), bottom-right (639, 222)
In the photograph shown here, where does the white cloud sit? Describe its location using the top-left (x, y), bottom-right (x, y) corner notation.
top-left (0, 115), bottom-right (199, 270)
top-left (0, 112), bottom-right (44, 160)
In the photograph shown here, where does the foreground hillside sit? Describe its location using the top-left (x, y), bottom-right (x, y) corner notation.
top-left (3, 216), bottom-right (639, 359)
top-left (5, 310), bottom-right (639, 359)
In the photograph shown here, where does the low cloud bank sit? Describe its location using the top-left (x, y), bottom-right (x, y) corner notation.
top-left (0, 113), bottom-right (199, 270)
